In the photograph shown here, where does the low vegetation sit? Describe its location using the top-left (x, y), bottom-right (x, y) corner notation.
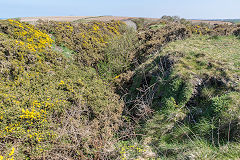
top-left (126, 35), bottom-right (240, 159)
top-left (0, 16), bottom-right (239, 159)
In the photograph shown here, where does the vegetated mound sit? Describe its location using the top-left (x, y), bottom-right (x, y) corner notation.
top-left (36, 20), bottom-right (125, 66)
top-left (126, 34), bottom-right (240, 159)
top-left (137, 23), bottom-right (192, 60)
top-left (0, 19), bottom-right (125, 159)
top-left (35, 20), bottom-right (139, 81)
top-left (189, 23), bottom-right (240, 37)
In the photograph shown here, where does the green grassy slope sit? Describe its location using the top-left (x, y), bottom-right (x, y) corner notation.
top-left (128, 35), bottom-right (240, 159)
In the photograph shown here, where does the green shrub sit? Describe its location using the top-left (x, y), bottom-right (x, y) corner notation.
top-left (97, 25), bottom-right (139, 81)
top-left (36, 20), bottom-right (126, 66)
top-left (0, 19), bottom-right (124, 159)
top-left (136, 24), bottom-right (192, 61)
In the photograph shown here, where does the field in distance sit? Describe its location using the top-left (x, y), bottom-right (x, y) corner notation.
top-left (19, 16), bottom-right (233, 25)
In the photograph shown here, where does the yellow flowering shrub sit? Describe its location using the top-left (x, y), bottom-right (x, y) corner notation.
top-left (0, 147), bottom-right (15, 160)
top-left (0, 20), bottom-right (124, 159)
top-left (2, 19), bottom-right (53, 52)
top-left (118, 143), bottom-right (146, 160)
top-left (37, 20), bottom-right (126, 66)
top-left (189, 23), bottom-right (240, 36)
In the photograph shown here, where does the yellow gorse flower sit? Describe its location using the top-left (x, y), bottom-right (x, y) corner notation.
top-left (9, 147), bottom-right (15, 156)
top-left (20, 108), bottom-right (41, 120)
top-left (59, 80), bottom-right (65, 85)
top-left (113, 75), bottom-right (121, 79)
top-left (8, 19), bottom-right (53, 53)
top-left (0, 147), bottom-right (15, 160)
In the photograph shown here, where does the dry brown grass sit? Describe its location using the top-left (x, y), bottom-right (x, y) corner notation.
top-left (20, 16), bottom-right (137, 23)
top-left (190, 20), bottom-right (232, 25)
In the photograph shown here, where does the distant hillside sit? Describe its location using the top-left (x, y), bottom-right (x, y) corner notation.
top-left (19, 16), bottom-right (236, 26)
top-left (19, 16), bottom-right (141, 22)
top-left (190, 19), bottom-right (233, 25)
top-left (203, 19), bottom-right (240, 24)
top-left (218, 19), bottom-right (240, 24)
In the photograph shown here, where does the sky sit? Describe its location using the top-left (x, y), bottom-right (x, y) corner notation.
top-left (0, 0), bottom-right (239, 19)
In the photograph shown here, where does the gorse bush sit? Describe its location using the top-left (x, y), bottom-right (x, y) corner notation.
top-left (36, 20), bottom-right (126, 66)
top-left (0, 19), bottom-right (124, 159)
top-left (137, 23), bottom-right (192, 62)
top-left (0, 19), bottom-right (53, 52)
top-left (188, 23), bottom-right (240, 36)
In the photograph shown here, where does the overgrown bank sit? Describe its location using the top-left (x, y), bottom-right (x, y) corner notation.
top-left (0, 19), bottom-right (132, 159)
top-left (0, 17), bottom-right (240, 160)
top-left (122, 33), bottom-right (240, 159)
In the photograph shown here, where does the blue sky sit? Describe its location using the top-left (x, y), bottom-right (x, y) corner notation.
top-left (0, 0), bottom-right (239, 19)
